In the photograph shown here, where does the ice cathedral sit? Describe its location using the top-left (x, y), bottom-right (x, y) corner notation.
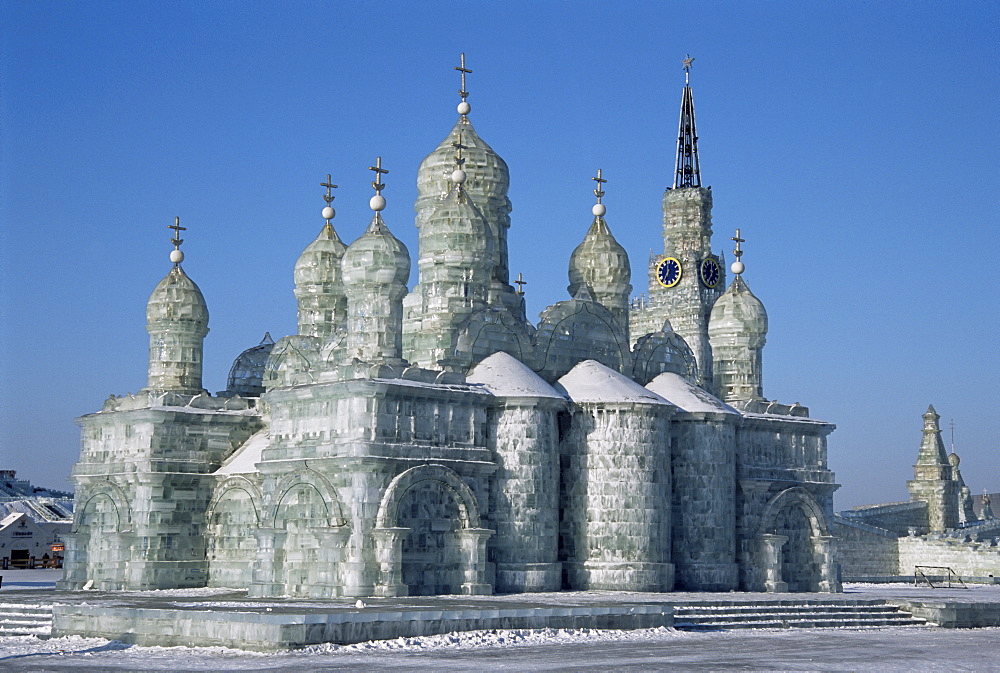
top-left (60, 57), bottom-right (842, 597)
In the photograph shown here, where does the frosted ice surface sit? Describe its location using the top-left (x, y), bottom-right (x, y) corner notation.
top-left (467, 352), bottom-right (564, 399)
top-left (645, 372), bottom-right (738, 415)
top-left (556, 360), bottom-right (671, 405)
top-left (215, 429), bottom-right (269, 475)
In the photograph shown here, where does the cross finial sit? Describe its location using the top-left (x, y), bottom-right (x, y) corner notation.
top-left (455, 52), bottom-right (472, 102)
top-left (514, 272), bottom-right (527, 295)
top-left (731, 228), bottom-right (745, 261)
top-left (452, 131), bottom-right (467, 168)
top-left (682, 54), bottom-right (695, 85)
top-left (369, 157), bottom-right (389, 195)
top-left (321, 174), bottom-right (338, 205)
top-left (168, 216), bottom-right (186, 249)
top-left (592, 168), bottom-right (607, 204)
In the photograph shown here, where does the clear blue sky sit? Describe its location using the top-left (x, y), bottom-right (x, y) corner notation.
top-left (2, 1), bottom-right (997, 510)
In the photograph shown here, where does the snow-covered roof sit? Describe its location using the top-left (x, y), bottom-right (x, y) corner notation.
top-left (645, 372), bottom-right (738, 415)
top-left (556, 360), bottom-right (671, 405)
top-left (467, 352), bottom-right (564, 399)
top-left (216, 429), bottom-right (270, 475)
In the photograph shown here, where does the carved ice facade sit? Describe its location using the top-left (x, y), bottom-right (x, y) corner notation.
top-left (60, 69), bottom-right (840, 597)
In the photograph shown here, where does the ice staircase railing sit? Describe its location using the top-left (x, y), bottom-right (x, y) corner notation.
top-left (914, 565), bottom-right (967, 589)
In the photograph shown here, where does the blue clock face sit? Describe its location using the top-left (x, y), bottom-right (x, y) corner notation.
top-left (657, 257), bottom-right (682, 288)
top-left (700, 257), bottom-right (721, 288)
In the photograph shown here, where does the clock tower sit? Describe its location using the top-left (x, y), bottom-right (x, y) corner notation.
top-left (630, 56), bottom-right (724, 391)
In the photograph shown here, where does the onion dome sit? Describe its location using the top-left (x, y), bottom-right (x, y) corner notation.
top-left (421, 182), bottom-right (494, 273)
top-left (416, 117), bottom-right (510, 223)
top-left (567, 217), bottom-right (632, 300)
top-left (225, 332), bottom-right (275, 396)
top-left (708, 276), bottom-right (768, 348)
top-left (342, 213), bottom-right (410, 287)
top-left (146, 265), bottom-right (209, 333)
top-left (294, 222), bottom-right (347, 287)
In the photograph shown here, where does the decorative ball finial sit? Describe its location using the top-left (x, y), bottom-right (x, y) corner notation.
top-left (591, 168), bottom-right (607, 217)
top-left (730, 228), bottom-right (746, 275)
top-left (455, 52), bottom-right (473, 115)
top-left (168, 216), bottom-right (186, 265)
top-left (368, 157), bottom-right (389, 211)
top-left (321, 174), bottom-right (338, 221)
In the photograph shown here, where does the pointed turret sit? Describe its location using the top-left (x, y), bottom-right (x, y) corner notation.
top-left (630, 56), bottom-right (724, 391)
top-left (144, 218), bottom-right (209, 394)
top-left (709, 230), bottom-right (767, 404)
top-left (342, 158), bottom-right (410, 364)
top-left (907, 405), bottom-right (959, 532)
top-left (567, 170), bottom-right (632, 335)
top-left (293, 175), bottom-right (348, 339)
top-left (673, 55), bottom-right (702, 189)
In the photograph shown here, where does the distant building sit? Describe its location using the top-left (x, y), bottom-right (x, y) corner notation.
top-left (835, 408), bottom-right (999, 581)
top-left (0, 470), bottom-right (73, 568)
top-left (61, 58), bottom-right (840, 597)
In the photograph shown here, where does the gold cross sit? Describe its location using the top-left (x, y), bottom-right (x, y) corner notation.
top-left (731, 228), bottom-right (745, 260)
top-left (514, 272), bottom-right (527, 295)
top-left (451, 131), bottom-right (467, 167)
top-left (168, 216), bottom-right (186, 248)
top-left (592, 168), bottom-right (607, 203)
top-left (455, 52), bottom-right (472, 100)
top-left (321, 174), bottom-right (338, 205)
top-left (369, 157), bottom-right (388, 195)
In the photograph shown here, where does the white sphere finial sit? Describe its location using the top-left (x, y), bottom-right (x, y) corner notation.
top-left (457, 100), bottom-right (471, 115)
top-left (370, 194), bottom-right (386, 212)
top-left (731, 260), bottom-right (745, 275)
top-left (322, 206), bottom-right (335, 220)
top-left (592, 203), bottom-right (607, 217)
top-left (170, 249), bottom-right (184, 264)
top-left (451, 168), bottom-right (467, 185)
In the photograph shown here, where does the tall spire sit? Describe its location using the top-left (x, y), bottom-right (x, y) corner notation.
top-left (673, 54), bottom-right (702, 189)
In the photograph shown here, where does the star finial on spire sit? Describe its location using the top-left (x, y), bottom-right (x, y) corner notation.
top-left (321, 174), bottom-right (338, 222)
top-left (591, 169), bottom-right (608, 218)
top-left (369, 157), bottom-right (389, 211)
top-left (168, 216), bottom-right (186, 265)
top-left (682, 54), bottom-right (695, 84)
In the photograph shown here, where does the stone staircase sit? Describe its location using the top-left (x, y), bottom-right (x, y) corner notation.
top-left (672, 600), bottom-right (926, 631)
top-left (0, 602), bottom-right (54, 637)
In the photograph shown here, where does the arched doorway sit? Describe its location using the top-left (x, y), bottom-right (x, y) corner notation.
top-left (758, 487), bottom-right (839, 593)
top-left (206, 483), bottom-right (260, 588)
top-left (374, 465), bottom-right (493, 597)
top-left (398, 478), bottom-right (466, 595)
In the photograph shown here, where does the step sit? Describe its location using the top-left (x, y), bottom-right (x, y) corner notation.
top-left (675, 604), bottom-right (896, 616)
top-left (676, 610), bottom-right (917, 624)
top-left (0, 602), bottom-right (54, 637)
top-left (676, 618), bottom-right (927, 631)
top-left (671, 602), bottom-right (926, 631)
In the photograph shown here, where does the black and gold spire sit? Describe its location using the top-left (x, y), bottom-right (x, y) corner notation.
top-left (672, 54), bottom-right (701, 189)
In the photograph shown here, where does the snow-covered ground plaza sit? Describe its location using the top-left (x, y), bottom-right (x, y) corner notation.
top-left (1, 570), bottom-right (998, 671)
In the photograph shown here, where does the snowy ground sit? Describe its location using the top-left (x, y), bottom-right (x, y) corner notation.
top-left (2, 625), bottom-right (999, 671)
top-left (2, 572), bottom-right (999, 671)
